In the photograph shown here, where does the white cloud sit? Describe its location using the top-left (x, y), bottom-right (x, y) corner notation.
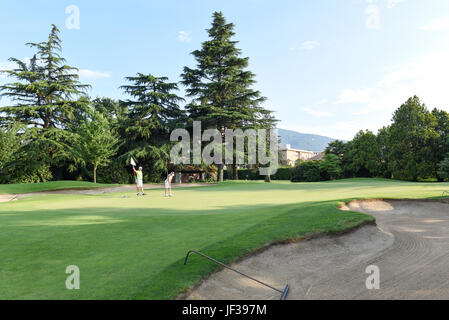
top-left (303, 107), bottom-right (333, 118)
top-left (337, 88), bottom-right (375, 105)
top-left (336, 49), bottom-right (449, 116)
top-left (0, 61), bottom-right (16, 78)
top-left (300, 40), bottom-right (320, 50)
top-left (77, 69), bottom-right (111, 80)
top-left (177, 31), bottom-right (191, 43)
top-left (419, 18), bottom-right (449, 31)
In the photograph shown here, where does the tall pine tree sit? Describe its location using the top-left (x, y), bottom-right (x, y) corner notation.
top-left (119, 73), bottom-right (184, 181)
top-left (181, 12), bottom-right (277, 181)
top-left (0, 24), bottom-right (89, 129)
top-left (0, 25), bottom-right (89, 181)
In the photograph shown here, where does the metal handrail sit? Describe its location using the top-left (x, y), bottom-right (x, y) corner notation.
top-left (184, 250), bottom-right (289, 300)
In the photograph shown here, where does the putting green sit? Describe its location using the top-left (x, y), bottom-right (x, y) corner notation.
top-left (0, 178), bottom-right (448, 299)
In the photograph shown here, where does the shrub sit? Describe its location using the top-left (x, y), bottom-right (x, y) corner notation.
top-left (437, 157), bottom-right (449, 181)
top-left (231, 169), bottom-right (261, 180)
top-left (291, 161), bottom-right (322, 182)
top-left (319, 154), bottom-right (343, 180)
top-left (272, 167), bottom-right (292, 180)
top-left (223, 166), bottom-right (292, 181)
top-left (10, 164), bottom-right (53, 184)
top-left (96, 160), bottom-right (132, 184)
top-left (291, 155), bottom-right (343, 182)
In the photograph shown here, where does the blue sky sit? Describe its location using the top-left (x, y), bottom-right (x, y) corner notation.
top-left (1, 0), bottom-right (449, 140)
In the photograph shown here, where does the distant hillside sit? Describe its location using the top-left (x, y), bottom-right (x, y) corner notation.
top-left (277, 128), bottom-right (337, 152)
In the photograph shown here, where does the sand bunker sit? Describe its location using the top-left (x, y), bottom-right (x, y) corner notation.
top-left (185, 199), bottom-right (449, 300)
top-left (0, 194), bottom-right (18, 203)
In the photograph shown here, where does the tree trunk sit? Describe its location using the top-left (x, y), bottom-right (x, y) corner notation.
top-left (218, 129), bottom-right (225, 182)
top-left (233, 163), bottom-right (238, 180)
top-left (94, 166), bottom-right (97, 184)
top-left (218, 164), bottom-right (224, 182)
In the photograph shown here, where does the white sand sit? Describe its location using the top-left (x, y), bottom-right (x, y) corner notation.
top-left (185, 200), bottom-right (449, 300)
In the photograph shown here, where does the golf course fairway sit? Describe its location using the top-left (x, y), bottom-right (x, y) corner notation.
top-left (1, 178), bottom-right (448, 299)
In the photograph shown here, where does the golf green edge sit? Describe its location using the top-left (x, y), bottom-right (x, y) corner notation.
top-left (135, 200), bottom-right (375, 300)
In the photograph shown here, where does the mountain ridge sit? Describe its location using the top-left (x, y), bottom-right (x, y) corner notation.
top-left (277, 128), bottom-right (337, 152)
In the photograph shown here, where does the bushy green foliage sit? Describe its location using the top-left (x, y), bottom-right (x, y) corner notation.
top-left (291, 155), bottom-right (342, 182)
top-left (119, 73), bottom-right (185, 182)
top-left (344, 130), bottom-right (381, 177)
top-left (272, 167), bottom-right (292, 180)
top-left (387, 96), bottom-right (438, 181)
top-left (437, 157), bottom-right (449, 181)
top-left (291, 161), bottom-right (323, 182)
top-left (224, 168), bottom-right (259, 180)
top-left (325, 140), bottom-right (346, 156)
top-left (96, 161), bottom-right (133, 184)
top-left (323, 96), bottom-right (449, 182)
top-left (0, 123), bottom-right (57, 184)
top-left (0, 123), bottom-right (22, 182)
top-left (319, 154), bottom-right (343, 180)
top-left (70, 111), bottom-right (119, 183)
top-left (224, 166), bottom-right (291, 181)
top-left (0, 25), bottom-right (89, 184)
top-left (0, 25), bottom-right (89, 130)
top-left (9, 164), bottom-right (53, 184)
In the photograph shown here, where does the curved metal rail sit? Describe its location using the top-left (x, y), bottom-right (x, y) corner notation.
top-left (184, 250), bottom-right (289, 300)
top-left (442, 191), bottom-right (449, 203)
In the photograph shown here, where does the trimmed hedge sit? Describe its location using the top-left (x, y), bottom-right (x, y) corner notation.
top-left (224, 167), bottom-right (292, 181)
top-left (290, 155), bottom-right (343, 182)
top-left (272, 167), bottom-right (291, 180)
top-left (291, 161), bottom-right (323, 182)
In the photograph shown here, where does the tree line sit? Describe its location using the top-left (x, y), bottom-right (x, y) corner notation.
top-left (292, 96), bottom-right (449, 182)
top-left (0, 12), bottom-right (277, 184)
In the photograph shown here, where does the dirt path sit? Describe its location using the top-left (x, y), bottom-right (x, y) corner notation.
top-left (0, 183), bottom-right (216, 202)
top-left (186, 200), bottom-right (449, 300)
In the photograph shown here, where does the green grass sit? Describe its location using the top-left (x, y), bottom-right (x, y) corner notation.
top-left (0, 178), bottom-right (448, 299)
top-left (0, 181), bottom-right (116, 194)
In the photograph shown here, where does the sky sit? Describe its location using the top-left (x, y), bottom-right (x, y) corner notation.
top-left (1, 0), bottom-right (449, 140)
